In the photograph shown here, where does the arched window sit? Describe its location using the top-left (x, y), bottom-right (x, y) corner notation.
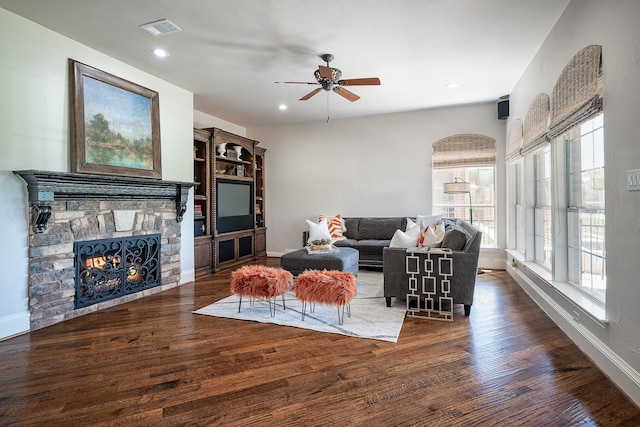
top-left (432, 134), bottom-right (496, 246)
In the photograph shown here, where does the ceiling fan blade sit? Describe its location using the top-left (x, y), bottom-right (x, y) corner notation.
top-left (333, 87), bottom-right (360, 102)
top-left (338, 77), bottom-right (381, 86)
top-left (300, 88), bottom-right (322, 101)
top-left (317, 65), bottom-right (333, 79)
top-left (275, 81), bottom-right (319, 85)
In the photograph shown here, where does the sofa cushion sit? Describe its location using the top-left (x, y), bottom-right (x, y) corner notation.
top-left (441, 228), bottom-right (468, 251)
top-left (343, 218), bottom-right (360, 239)
top-left (353, 239), bottom-right (391, 255)
top-left (333, 238), bottom-right (357, 248)
top-left (358, 217), bottom-right (403, 240)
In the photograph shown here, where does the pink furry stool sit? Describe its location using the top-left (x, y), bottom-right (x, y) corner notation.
top-left (295, 270), bottom-right (357, 325)
top-left (231, 265), bottom-right (293, 317)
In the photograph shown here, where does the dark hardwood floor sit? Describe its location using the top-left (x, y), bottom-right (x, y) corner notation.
top-left (1, 258), bottom-right (638, 426)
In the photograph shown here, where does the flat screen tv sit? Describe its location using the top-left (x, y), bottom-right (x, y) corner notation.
top-left (216, 179), bottom-right (254, 233)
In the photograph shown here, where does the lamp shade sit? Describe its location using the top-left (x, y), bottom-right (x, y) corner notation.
top-left (443, 181), bottom-right (470, 194)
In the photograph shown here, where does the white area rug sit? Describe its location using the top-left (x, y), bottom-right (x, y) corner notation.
top-left (194, 271), bottom-right (406, 343)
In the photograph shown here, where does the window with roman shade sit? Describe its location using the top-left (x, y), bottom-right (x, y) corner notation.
top-left (432, 133), bottom-right (496, 169)
top-left (506, 119), bottom-right (524, 252)
top-left (432, 134), bottom-right (496, 246)
top-left (506, 119), bottom-right (523, 164)
top-left (521, 93), bottom-right (551, 156)
top-left (549, 45), bottom-right (603, 138)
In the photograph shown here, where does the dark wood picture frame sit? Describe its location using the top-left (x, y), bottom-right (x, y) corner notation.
top-left (69, 59), bottom-right (162, 179)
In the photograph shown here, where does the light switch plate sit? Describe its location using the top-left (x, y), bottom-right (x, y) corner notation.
top-left (628, 170), bottom-right (640, 191)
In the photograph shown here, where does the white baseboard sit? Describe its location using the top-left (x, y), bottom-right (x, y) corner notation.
top-left (507, 263), bottom-right (640, 407)
top-left (0, 312), bottom-right (30, 341)
top-left (181, 268), bottom-right (195, 284)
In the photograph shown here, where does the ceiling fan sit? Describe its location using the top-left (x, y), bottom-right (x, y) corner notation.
top-left (276, 54), bottom-right (381, 102)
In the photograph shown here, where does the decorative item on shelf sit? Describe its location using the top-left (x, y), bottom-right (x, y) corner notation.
top-left (236, 165), bottom-right (245, 177)
top-left (233, 145), bottom-right (243, 159)
top-left (226, 148), bottom-right (238, 160)
top-left (216, 169), bottom-right (226, 175)
top-left (193, 146), bottom-right (198, 159)
top-left (217, 142), bottom-right (227, 157)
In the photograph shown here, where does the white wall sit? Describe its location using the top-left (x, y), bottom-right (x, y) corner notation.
top-left (0, 8), bottom-right (195, 338)
top-left (247, 102), bottom-right (507, 268)
top-left (507, 0), bottom-right (640, 404)
top-left (194, 110), bottom-right (246, 137)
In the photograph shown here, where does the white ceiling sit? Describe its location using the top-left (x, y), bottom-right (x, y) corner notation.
top-left (0, 0), bottom-right (569, 128)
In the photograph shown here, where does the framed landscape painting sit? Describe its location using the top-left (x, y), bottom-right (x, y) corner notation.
top-left (69, 59), bottom-right (162, 179)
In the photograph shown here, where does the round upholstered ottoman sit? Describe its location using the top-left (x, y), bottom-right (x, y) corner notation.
top-left (295, 270), bottom-right (357, 325)
top-left (280, 247), bottom-right (359, 277)
top-left (230, 265), bottom-right (293, 317)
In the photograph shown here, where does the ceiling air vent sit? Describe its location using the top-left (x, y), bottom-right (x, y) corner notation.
top-left (139, 19), bottom-right (182, 36)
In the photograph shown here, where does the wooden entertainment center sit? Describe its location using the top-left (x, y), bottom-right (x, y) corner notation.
top-left (193, 128), bottom-right (266, 276)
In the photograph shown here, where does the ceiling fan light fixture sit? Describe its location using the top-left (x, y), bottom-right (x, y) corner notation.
top-left (277, 53), bottom-right (379, 103)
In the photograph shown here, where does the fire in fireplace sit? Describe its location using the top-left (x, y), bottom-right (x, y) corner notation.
top-left (74, 234), bottom-right (161, 308)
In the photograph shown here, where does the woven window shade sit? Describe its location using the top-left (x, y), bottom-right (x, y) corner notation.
top-left (506, 119), bottom-right (523, 163)
top-left (521, 93), bottom-right (551, 155)
top-left (432, 134), bottom-right (496, 169)
top-left (549, 45), bottom-right (603, 138)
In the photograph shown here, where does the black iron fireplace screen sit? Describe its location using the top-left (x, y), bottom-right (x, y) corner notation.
top-left (74, 234), bottom-right (161, 308)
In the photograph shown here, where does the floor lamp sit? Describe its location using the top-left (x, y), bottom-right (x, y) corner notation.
top-left (443, 178), bottom-right (483, 274)
top-left (443, 178), bottom-right (472, 224)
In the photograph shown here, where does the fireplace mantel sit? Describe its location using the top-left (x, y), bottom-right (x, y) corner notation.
top-left (14, 170), bottom-right (196, 233)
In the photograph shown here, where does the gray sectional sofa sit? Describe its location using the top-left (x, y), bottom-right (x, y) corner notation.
top-left (301, 216), bottom-right (482, 315)
top-left (332, 217), bottom-right (409, 268)
top-left (383, 219), bottom-right (482, 315)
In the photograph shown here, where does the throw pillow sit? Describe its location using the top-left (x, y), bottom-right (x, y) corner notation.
top-left (416, 214), bottom-right (443, 230)
top-left (419, 225), bottom-right (443, 247)
top-left (405, 217), bottom-right (417, 231)
top-left (430, 221), bottom-right (446, 247)
top-left (306, 218), bottom-right (332, 243)
top-left (441, 228), bottom-right (468, 251)
top-left (390, 224), bottom-right (421, 248)
top-left (318, 214), bottom-right (346, 239)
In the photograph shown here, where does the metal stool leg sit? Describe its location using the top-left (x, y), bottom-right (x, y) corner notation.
top-left (238, 295), bottom-right (243, 313)
top-left (269, 297), bottom-right (276, 317)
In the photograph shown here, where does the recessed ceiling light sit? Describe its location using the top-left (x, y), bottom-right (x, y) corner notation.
top-left (278, 104), bottom-right (288, 110)
top-left (152, 48), bottom-right (169, 58)
top-left (446, 82), bottom-right (459, 88)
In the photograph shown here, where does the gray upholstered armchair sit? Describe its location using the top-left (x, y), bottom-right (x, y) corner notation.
top-left (382, 219), bottom-right (482, 316)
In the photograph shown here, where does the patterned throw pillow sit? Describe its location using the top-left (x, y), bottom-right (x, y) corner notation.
top-left (419, 222), bottom-right (445, 247)
top-left (318, 214), bottom-right (345, 239)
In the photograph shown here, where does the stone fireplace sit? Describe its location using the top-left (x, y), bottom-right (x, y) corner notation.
top-left (74, 233), bottom-right (161, 309)
top-left (14, 170), bottom-right (194, 330)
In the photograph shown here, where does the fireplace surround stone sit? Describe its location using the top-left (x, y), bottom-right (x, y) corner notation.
top-left (14, 170), bottom-right (195, 330)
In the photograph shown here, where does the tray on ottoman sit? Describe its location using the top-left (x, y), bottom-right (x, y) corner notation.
top-left (280, 247), bottom-right (359, 276)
